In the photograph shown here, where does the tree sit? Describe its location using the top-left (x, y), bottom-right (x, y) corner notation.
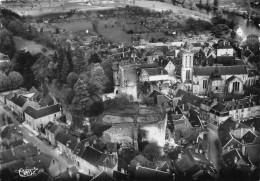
top-left (55, 27), bottom-right (60, 34)
top-left (211, 24), bottom-right (230, 38)
top-left (243, 34), bottom-right (260, 55)
top-left (231, 30), bottom-right (236, 39)
top-left (101, 60), bottom-right (113, 93)
top-left (8, 71), bottom-right (23, 89)
top-left (143, 143), bottom-right (161, 161)
top-left (88, 53), bottom-right (102, 65)
top-left (89, 101), bottom-right (104, 116)
top-left (64, 88), bottom-right (75, 105)
top-left (71, 64), bottom-right (108, 116)
top-left (0, 61), bottom-right (12, 75)
top-left (0, 28), bottom-right (16, 59)
top-left (8, 19), bottom-right (25, 35)
top-left (213, 0), bottom-right (219, 8)
top-left (66, 72), bottom-right (79, 88)
top-left (0, 74), bottom-right (11, 91)
top-left (12, 51), bottom-right (39, 89)
top-left (129, 155), bottom-right (150, 171)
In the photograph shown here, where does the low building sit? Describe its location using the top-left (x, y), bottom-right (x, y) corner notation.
top-left (9, 94), bottom-right (27, 117)
top-left (24, 104), bottom-right (62, 132)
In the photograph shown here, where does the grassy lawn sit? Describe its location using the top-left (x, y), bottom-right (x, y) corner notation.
top-left (54, 21), bottom-right (94, 33)
top-left (13, 36), bottom-right (54, 56)
top-left (97, 19), bottom-right (133, 45)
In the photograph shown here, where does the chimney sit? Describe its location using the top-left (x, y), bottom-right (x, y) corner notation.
top-left (177, 153), bottom-right (182, 160)
top-left (68, 168), bottom-right (73, 178)
top-left (136, 163), bottom-right (140, 170)
top-left (234, 156), bottom-right (238, 164)
top-left (241, 139), bottom-right (246, 156)
top-left (76, 173), bottom-right (80, 181)
top-left (227, 146), bottom-right (230, 152)
top-left (172, 173), bottom-right (175, 181)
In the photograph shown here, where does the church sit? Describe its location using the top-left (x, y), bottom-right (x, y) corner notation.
top-left (180, 51), bottom-right (257, 95)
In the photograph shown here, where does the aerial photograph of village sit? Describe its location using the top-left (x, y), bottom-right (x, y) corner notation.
top-left (0, 0), bottom-right (260, 180)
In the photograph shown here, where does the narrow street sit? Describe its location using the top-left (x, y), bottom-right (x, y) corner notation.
top-left (207, 124), bottom-right (221, 171)
top-left (0, 103), bottom-right (74, 173)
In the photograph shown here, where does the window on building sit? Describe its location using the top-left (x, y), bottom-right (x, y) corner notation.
top-left (77, 161), bottom-right (80, 167)
top-left (186, 70), bottom-right (190, 81)
top-left (233, 81), bottom-right (240, 92)
top-left (203, 80), bottom-right (207, 89)
top-left (216, 87), bottom-right (218, 90)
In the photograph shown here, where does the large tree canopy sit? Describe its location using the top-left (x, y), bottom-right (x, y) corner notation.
top-left (8, 71), bottom-right (23, 89)
top-left (71, 63), bottom-right (108, 116)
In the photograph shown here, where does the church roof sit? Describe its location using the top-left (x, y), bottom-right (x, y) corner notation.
top-left (193, 65), bottom-right (247, 76)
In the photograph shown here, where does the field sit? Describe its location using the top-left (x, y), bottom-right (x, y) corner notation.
top-left (97, 19), bottom-right (133, 44)
top-left (13, 36), bottom-right (54, 56)
top-left (55, 21), bottom-right (94, 33)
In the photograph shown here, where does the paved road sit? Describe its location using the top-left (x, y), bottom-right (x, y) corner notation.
top-left (0, 103), bottom-right (74, 172)
top-left (208, 126), bottom-right (221, 171)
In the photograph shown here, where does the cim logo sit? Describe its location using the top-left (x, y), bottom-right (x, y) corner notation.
top-left (15, 167), bottom-right (38, 177)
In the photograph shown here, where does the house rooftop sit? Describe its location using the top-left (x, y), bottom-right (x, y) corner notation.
top-left (134, 166), bottom-right (172, 181)
top-left (193, 65), bottom-right (247, 76)
top-left (24, 104), bottom-right (61, 119)
top-left (55, 131), bottom-right (78, 151)
top-left (10, 95), bottom-right (27, 107)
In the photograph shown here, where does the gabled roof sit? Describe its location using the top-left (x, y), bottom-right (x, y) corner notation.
top-left (90, 171), bottom-right (112, 181)
top-left (45, 121), bottom-right (54, 131)
top-left (175, 148), bottom-right (216, 176)
top-left (134, 166), bottom-right (172, 181)
top-left (242, 130), bottom-right (257, 144)
top-left (248, 69), bottom-right (260, 77)
top-left (55, 131), bottom-right (78, 150)
top-left (175, 89), bottom-right (203, 107)
top-left (81, 146), bottom-right (102, 165)
top-left (242, 49), bottom-right (254, 58)
top-left (0, 143), bottom-right (38, 164)
top-left (113, 170), bottom-right (128, 181)
top-left (193, 65), bottom-right (247, 76)
top-left (220, 132), bottom-right (241, 149)
top-left (39, 93), bottom-right (54, 107)
top-left (211, 102), bottom-right (227, 113)
top-left (217, 44), bottom-right (233, 49)
top-left (216, 56), bottom-right (235, 65)
top-left (24, 104), bottom-right (61, 119)
top-left (222, 149), bottom-right (251, 169)
top-left (189, 109), bottom-right (202, 127)
top-left (74, 142), bottom-right (85, 157)
top-left (10, 95), bottom-right (26, 107)
top-left (143, 67), bottom-right (168, 76)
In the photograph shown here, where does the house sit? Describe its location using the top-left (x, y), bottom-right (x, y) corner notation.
top-left (53, 169), bottom-right (93, 181)
top-left (175, 148), bottom-right (217, 180)
top-left (189, 109), bottom-right (203, 128)
top-left (24, 104), bottom-right (62, 132)
top-left (0, 143), bottom-right (38, 169)
top-left (0, 125), bottom-right (23, 150)
top-left (9, 94), bottom-right (27, 117)
top-left (74, 145), bottom-right (117, 177)
top-left (22, 97), bottom-right (40, 112)
top-left (113, 170), bottom-right (128, 181)
top-left (55, 131), bottom-right (78, 161)
top-left (158, 58), bottom-right (175, 76)
top-left (247, 69), bottom-right (259, 87)
top-left (209, 95), bottom-right (260, 125)
top-left (220, 132), bottom-right (242, 154)
top-left (175, 89), bottom-right (203, 111)
top-left (91, 171), bottom-right (113, 181)
top-left (134, 166), bottom-right (173, 181)
top-left (222, 149), bottom-right (253, 172)
top-left (29, 152), bottom-right (62, 177)
top-left (216, 42), bottom-right (234, 57)
top-left (138, 67), bottom-right (169, 83)
top-left (170, 113), bottom-right (191, 132)
top-left (236, 26), bottom-right (243, 37)
top-left (45, 121), bottom-right (64, 146)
